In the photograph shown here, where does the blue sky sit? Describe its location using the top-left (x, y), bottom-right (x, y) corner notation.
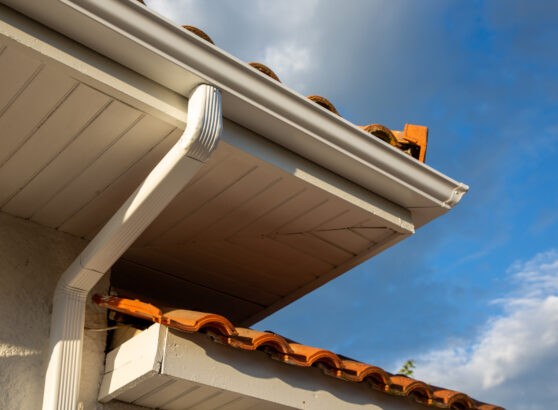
top-left (148, 1), bottom-right (558, 408)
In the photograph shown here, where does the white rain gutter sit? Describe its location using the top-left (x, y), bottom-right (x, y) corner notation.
top-left (42, 84), bottom-right (222, 410)
top-left (2, 0), bottom-right (468, 228)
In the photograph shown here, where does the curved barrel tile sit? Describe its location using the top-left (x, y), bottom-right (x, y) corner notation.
top-left (248, 63), bottom-right (281, 82)
top-left (93, 295), bottom-right (503, 409)
top-left (230, 328), bottom-right (293, 355)
top-left (92, 294), bottom-right (162, 323)
top-left (340, 360), bottom-right (391, 386)
top-left (307, 95), bottom-right (340, 115)
top-left (388, 375), bottom-right (433, 405)
top-left (162, 309), bottom-right (238, 336)
top-left (432, 389), bottom-right (474, 408)
top-left (286, 344), bottom-right (344, 370)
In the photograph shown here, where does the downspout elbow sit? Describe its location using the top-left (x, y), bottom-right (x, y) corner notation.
top-left (42, 84), bottom-right (222, 410)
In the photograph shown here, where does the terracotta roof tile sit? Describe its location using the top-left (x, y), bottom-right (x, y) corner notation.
top-left (162, 308), bottom-right (237, 336)
top-left (285, 343), bottom-right (344, 370)
top-left (431, 389), bottom-right (475, 408)
top-left (338, 360), bottom-right (391, 386)
top-left (248, 62), bottom-right (280, 82)
top-left (92, 294), bottom-right (161, 322)
top-left (388, 375), bottom-right (433, 402)
top-left (360, 124), bottom-right (400, 147)
top-left (133, 0), bottom-right (428, 162)
top-left (229, 327), bottom-right (294, 354)
top-left (476, 404), bottom-right (506, 410)
top-left (94, 295), bottom-right (504, 410)
top-left (182, 25), bottom-right (215, 44)
top-left (307, 95), bottom-right (340, 115)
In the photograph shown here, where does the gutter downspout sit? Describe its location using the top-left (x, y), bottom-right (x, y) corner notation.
top-left (42, 84), bottom-right (222, 410)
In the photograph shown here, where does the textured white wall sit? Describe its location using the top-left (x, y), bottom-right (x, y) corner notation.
top-left (0, 212), bottom-right (144, 410)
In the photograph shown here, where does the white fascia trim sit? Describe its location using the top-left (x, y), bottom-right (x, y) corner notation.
top-left (3, 0), bottom-right (468, 216)
top-left (42, 84), bottom-right (222, 410)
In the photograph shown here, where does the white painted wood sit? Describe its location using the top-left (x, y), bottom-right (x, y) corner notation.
top-left (316, 207), bottom-right (373, 231)
top-left (0, 83), bottom-right (110, 205)
top-left (31, 115), bottom-right (175, 228)
top-left (231, 188), bottom-right (327, 238)
top-left (275, 199), bottom-right (347, 235)
top-left (164, 384), bottom-right (224, 410)
top-left (0, 45), bottom-right (41, 114)
top-left (13, 0), bottom-right (464, 220)
top-left (131, 143), bottom-right (234, 247)
top-left (99, 324), bottom-right (425, 410)
top-left (188, 391), bottom-right (249, 410)
top-left (273, 233), bottom-right (354, 266)
top-left (144, 154), bottom-right (260, 247)
top-left (0, 14), bottom-right (421, 327)
top-left (0, 6), bottom-right (189, 127)
top-left (229, 235), bottom-right (333, 277)
top-left (219, 396), bottom-right (261, 410)
top-left (313, 229), bottom-right (372, 255)
top-left (111, 260), bottom-right (262, 324)
top-left (99, 324), bottom-right (165, 402)
top-left (221, 120), bottom-right (414, 233)
top-left (3, 99), bottom-right (141, 218)
top-left (132, 379), bottom-right (188, 408)
top-left (351, 227), bottom-right (396, 243)
top-left (186, 240), bottom-right (317, 286)
top-left (164, 165), bottom-right (283, 245)
top-left (123, 246), bottom-right (279, 306)
top-left (0, 65), bottom-right (76, 166)
top-left (62, 128), bottom-right (179, 239)
top-left (117, 377), bottom-right (172, 404)
top-left (189, 177), bottom-right (296, 243)
top-left (244, 230), bottom-right (408, 326)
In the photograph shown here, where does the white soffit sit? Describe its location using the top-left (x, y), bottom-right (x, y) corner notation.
top-left (0, 11), bottom-right (413, 325)
top-left (99, 324), bottom-right (425, 410)
top-left (2, 0), bottom-right (468, 229)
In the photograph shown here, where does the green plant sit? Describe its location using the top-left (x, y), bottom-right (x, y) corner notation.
top-left (398, 359), bottom-right (416, 377)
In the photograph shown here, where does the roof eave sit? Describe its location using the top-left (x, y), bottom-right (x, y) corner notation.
top-left (4, 0), bottom-right (468, 226)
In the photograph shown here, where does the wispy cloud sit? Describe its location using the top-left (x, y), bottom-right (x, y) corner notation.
top-left (137, 4), bottom-right (558, 409)
top-left (262, 43), bottom-right (313, 90)
top-left (413, 250), bottom-right (558, 409)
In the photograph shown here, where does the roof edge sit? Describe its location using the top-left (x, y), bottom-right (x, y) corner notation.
top-left (4, 0), bottom-right (468, 223)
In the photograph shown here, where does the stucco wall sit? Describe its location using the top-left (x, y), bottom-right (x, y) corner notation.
top-left (0, 212), bottom-right (143, 410)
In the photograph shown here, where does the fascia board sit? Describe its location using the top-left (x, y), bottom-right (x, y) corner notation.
top-left (2, 0), bottom-right (468, 226)
top-left (0, 4), bottom-right (188, 128)
top-left (100, 324), bottom-right (425, 410)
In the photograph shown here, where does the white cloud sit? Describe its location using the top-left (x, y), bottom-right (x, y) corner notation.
top-left (146, 0), bottom-right (204, 24)
top-left (254, 0), bottom-right (320, 27)
top-left (262, 43), bottom-right (313, 91)
top-left (413, 250), bottom-right (558, 409)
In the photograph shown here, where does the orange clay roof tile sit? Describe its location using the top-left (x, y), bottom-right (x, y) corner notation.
top-left (307, 95), bottom-right (340, 115)
top-left (248, 62), bottom-right (281, 82)
top-left (229, 327), bottom-right (294, 354)
top-left (285, 343), bottom-right (344, 369)
top-left (182, 25), bottom-right (215, 44)
top-left (431, 389), bottom-right (475, 408)
top-left (93, 295), bottom-right (504, 410)
top-left (162, 308), bottom-right (237, 336)
top-left (133, 0), bottom-right (428, 162)
top-left (338, 360), bottom-right (391, 385)
top-left (92, 294), bottom-right (162, 322)
top-left (388, 375), bottom-right (433, 398)
top-left (476, 405), bottom-right (506, 410)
